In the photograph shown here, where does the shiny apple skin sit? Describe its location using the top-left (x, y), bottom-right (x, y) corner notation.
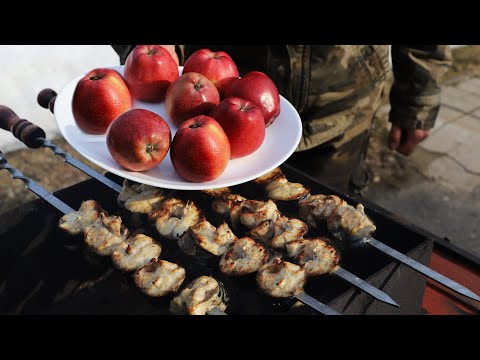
top-left (225, 71), bottom-right (280, 127)
top-left (165, 72), bottom-right (220, 127)
top-left (170, 115), bottom-right (230, 182)
top-left (124, 45), bottom-right (179, 102)
top-left (183, 48), bottom-right (239, 97)
top-left (72, 68), bottom-right (131, 135)
top-left (106, 108), bottom-right (171, 172)
top-left (209, 97), bottom-right (265, 159)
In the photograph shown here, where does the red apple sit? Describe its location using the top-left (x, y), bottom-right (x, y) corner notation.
top-left (170, 115), bottom-right (230, 182)
top-left (106, 109), bottom-right (171, 172)
top-left (209, 97), bottom-right (265, 159)
top-left (124, 45), bottom-right (179, 102)
top-left (158, 45), bottom-right (179, 65)
top-left (72, 68), bottom-right (131, 135)
top-left (225, 71), bottom-right (280, 127)
top-left (165, 72), bottom-right (220, 127)
top-left (183, 48), bottom-right (239, 97)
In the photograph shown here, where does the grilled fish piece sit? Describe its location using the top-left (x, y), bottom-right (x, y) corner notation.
top-left (239, 199), bottom-right (279, 229)
top-left (117, 179), bottom-right (139, 207)
top-left (111, 234), bottom-right (162, 272)
top-left (298, 194), bottom-right (346, 228)
top-left (269, 215), bottom-right (308, 250)
top-left (254, 167), bottom-right (310, 201)
top-left (134, 259), bottom-right (186, 297)
top-left (117, 179), bottom-right (165, 213)
top-left (124, 189), bottom-right (166, 214)
top-left (248, 219), bottom-right (275, 244)
top-left (188, 220), bottom-right (237, 256)
top-left (84, 213), bottom-right (129, 256)
top-left (149, 198), bottom-right (203, 241)
top-left (256, 259), bottom-right (306, 298)
top-left (327, 203), bottom-right (376, 241)
top-left (219, 237), bottom-right (269, 276)
top-left (248, 213), bottom-right (307, 250)
top-left (286, 238), bottom-right (340, 277)
top-left (253, 167), bottom-right (284, 184)
top-left (170, 276), bottom-right (228, 315)
top-left (58, 200), bottom-right (104, 235)
top-left (211, 193), bottom-right (247, 229)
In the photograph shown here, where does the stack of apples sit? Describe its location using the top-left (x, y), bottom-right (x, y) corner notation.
top-left (71, 45), bottom-right (281, 183)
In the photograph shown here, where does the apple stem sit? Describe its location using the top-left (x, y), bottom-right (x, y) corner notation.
top-left (146, 49), bottom-right (156, 56)
top-left (90, 76), bottom-right (102, 81)
top-left (189, 124), bottom-right (201, 129)
top-left (194, 82), bottom-right (203, 91)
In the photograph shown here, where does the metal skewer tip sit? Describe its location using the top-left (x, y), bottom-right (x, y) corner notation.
top-left (334, 267), bottom-right (399, 307)
top-left (366, 237), bottom-right (480, 302)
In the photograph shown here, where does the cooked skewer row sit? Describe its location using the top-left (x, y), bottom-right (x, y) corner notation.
top-left (120, 180), bottom-right (339, 314)
top-left (180, 217), bottom-right (339, 315)
top-left (258, 167), bottom-right (480, 303)
top-left (60, 200), bottom-right (228, 314)
top-left (203, 188), bottom-right (399, 306)
top-left (0, 153), bottom-right (227, 315)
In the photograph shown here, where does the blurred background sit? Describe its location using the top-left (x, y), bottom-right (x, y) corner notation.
top-left (0, 45), bottom-right (479, 258)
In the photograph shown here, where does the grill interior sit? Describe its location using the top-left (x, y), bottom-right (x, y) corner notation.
top-left (0, 164), bottom-right (432, 315)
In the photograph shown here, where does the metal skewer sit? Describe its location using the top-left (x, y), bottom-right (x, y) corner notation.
top-left (365, 237), bottom-right (480, 302)
top-left (0, 150), bottom-right (226, 315)
top-left (0, 104), bottom-right (122, 193)
top-left (294, 292), bottom-right (340, 315)
top-left (333, 266), bottom-right (398, 307)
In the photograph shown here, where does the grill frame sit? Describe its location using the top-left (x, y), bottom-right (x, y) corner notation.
top-left (0, 164), bottom-right (433, 315)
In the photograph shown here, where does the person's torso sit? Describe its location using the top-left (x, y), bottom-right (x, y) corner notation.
top-left (183, 45), bottom-right (390, 149)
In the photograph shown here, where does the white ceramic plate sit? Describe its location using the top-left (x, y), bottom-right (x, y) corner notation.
top-left (54, 66), bottom-right (302, 190)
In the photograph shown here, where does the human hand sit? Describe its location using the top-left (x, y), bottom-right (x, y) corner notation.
top-left (159, 45), bottom-right (179, 66)
top-left (388, 124), bottom-right (430, 156)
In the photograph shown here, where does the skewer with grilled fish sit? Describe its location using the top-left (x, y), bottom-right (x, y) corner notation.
top-left (208, 188), bottom-right (399, 306)
top-left (170, 276), bottom-right (228, 315)
top-left (62, 205), bottom-right (225, 313)
top-left (298, 194), bottom-right (376, 246)
top-left (163, 203), bottom-right (331, 313)
top-left (0, 114), bottom-right (202, 307)
top-left (182, 215), bottom-right (337, 314)
top-left (58, 199), bottom-right (129, 256)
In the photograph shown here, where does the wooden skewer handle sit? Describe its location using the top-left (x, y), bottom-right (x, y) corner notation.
top-left (0, 105), bottom-right (46, 148)
top-left (37, 88), bottom-right (57, 113)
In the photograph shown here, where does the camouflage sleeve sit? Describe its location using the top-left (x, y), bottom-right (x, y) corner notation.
top-left (110, 45), bottom-right (185, 65)
top-left (389, 45), bottom-right (452, 130)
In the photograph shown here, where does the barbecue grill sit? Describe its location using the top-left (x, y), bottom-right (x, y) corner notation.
top-left (0, 92), bottom-right (477, 315)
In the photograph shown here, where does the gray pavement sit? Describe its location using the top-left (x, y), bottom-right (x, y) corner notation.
top-left (365, 76), bottom-right (480, 258)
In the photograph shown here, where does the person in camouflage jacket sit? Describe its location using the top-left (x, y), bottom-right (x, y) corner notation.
top-left (112, 45), bottom-right (452, 194)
